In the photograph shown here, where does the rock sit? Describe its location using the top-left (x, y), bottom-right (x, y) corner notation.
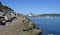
top-left (26, 21), bottom-right (35, 30)
top-left (0, 11), bottom-right (42, 35)
top-left (0, 12), bottom-right (4, 16)
top-left (30, 29), bottom-right (42, 35)
top-left (0, 21), bottom-right (6, 25)
top-left (28, 21), bottom-right (35, 28)
top-left (22, 17), bottom-right (42, 35)
top-left (22, 29), bottom-right (42, 35)
top-left (23, 27), bottom-right (28, 31)
top-left (23, 19), bottom-right (36, 30)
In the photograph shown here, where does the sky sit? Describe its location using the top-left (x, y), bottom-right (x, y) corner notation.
top-left (0, 0), bottom-right (60, 14)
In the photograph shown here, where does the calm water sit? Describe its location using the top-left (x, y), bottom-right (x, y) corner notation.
top-left (28, 17), bottom-right (60, 35)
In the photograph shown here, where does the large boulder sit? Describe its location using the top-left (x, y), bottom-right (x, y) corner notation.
top-left (22, 29), bottom-right (42, 35)
top-left (23, 19), bottom-right (35, 30)
top-left (22, 17), bottom-right (42, 35)
top-left (0, 12), bottom-right (4, 16)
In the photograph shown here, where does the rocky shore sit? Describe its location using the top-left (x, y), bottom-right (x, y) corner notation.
top-left (0, 14), bottom-right (42, 35)
top-left (0, 2), bottom-right (42, 35)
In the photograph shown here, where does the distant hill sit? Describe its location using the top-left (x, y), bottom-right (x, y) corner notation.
top-left (38, 14), bottom-right (60, 17)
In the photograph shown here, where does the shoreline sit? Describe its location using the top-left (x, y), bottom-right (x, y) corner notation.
top-left (0, 14), bottom-right (42, 35)
top-left (22, 15), bottom-right (42, 35)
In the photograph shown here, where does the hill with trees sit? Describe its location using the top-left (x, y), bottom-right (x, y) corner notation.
top-left (38, 13), bottom-right (60, 17)
top-left (0, 2), bottom-right (13, 12)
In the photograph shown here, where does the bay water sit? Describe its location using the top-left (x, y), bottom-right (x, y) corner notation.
top-left (28, 17), bottom-right (60, 35)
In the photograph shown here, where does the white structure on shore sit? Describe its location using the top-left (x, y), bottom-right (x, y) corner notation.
top-left (28, 14), bottom-right (33, 16)
top-left (27, 12), bottom-right (39, 17)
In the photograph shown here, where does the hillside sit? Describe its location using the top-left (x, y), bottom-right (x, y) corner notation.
top-left (38, 14), bottom-right (60, 17)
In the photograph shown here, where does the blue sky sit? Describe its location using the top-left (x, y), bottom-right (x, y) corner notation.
top-left (0, 0), bottom-right (60, 14)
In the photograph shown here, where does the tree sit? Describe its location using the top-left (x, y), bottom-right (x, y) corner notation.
top-left (0, 2), bottom-right (2, 6)
top-left (0, 2), bottom-right (14, 13)
top-left (0, 2), bottom-right (4, 9)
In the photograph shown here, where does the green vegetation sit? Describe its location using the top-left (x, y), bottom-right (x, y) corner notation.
top-left (0, 2), bottom-right (13, 11)
top-left (38, 14), bottom-right (60, 17)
